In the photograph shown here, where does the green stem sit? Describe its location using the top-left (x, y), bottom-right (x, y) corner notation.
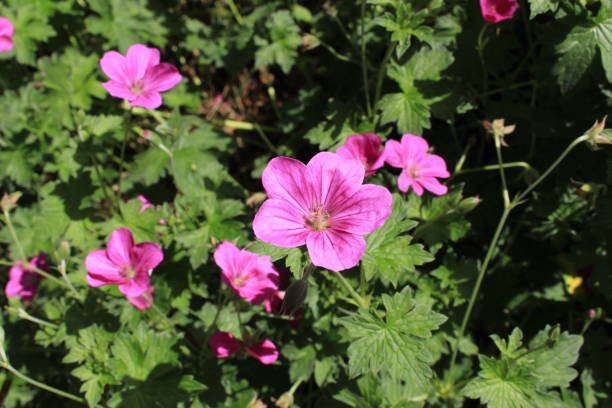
top-left (7, 307), bottom-right (58, 329)
top-left (58, 260), bottom-right (84, 301)
top-left (254, 124), bottom-right (278, 155)
top-left (224, 0), bottom-right (245, 26)
top-left (373, 42), bottom-right (395, 109)
top-left (90, 153), bottom-right (116, 214)
top-left (2, 210), bottom-right (25, 260)
top-left (360, 0), bottom-right (372, 118)
top-left (476, 24), bottom-right (490, 98)
top-left (117, 107), bottom-right (133, 202)
top-left (334, 272), bottom-right (369, 309)
top-left (455, 161), bottom-right (531, 175)
top-left (493, 131), bottom-right (511, 208)
top-left (0, 362), bottom-right (84, 404)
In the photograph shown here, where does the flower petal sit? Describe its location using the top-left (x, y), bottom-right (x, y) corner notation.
top-left (130, 92), bottom-right (163, 109)
top-left (0, 37), bottom-right (13, 52)
top-left (127, 286), bottom-right (154, 310)
top-left (397, 171), bottom-right (413, 193)
top-left (417, 154), bottom-right (450, 178)
top-left (132, 242), bottom-right (163, 275)
top-left (125, 44), bottom-right (160, 80)
top-left (106, 228), bottom-right (135, 266)
top-left (143, 63), bottom-right (182, 92)
top-left (253, 199), bottom-right (309, 248)
top-left (118, 272), bottom-right (150, 297)
top-left (417, 177), bottom-right (448, 196)
top-left (85, 250), bottom-right (123, 284)
top-left (0, 17), bottom-right (14, 37)
top-left (102, 80), bottom-right (136, 100)
top-left (307, 152), bottom-right (364, 207)
top-left (209, 332), bottom-right (242, 358)
top-left (261, 156), bottom-right (311, 211)
top-left (331, 184), bottom-right (392, 235)
top-left (245, 340), bottom-right (279, 365)
top-left (384, 139), bottom-right (404, 168)
top-left (306, 230), bottom-right (366, 272)
top-left (100, 50), bottom-right (131, 84)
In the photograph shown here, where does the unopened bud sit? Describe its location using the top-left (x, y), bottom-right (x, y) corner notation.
top-left (57, 240), bottom-right (71, 260)
top-left (246, 395), bottom-right (267, 408)
top-left (275, 392), bottom-right (294, 408)
top-left (1, 192), bottom-right (22, 212)
top-left (281, 279), bottom-right (308, 315)
top-left (586, 116), bottom-right (610, 148)
top-left (482, 119), bottom-right (515, 146)
top-left (302, 34), bottom-right (321, 50)
top-left (458, 196), bottom-right (481, 213)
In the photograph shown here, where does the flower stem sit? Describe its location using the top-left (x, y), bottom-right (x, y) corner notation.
top-left (7, 307), bottom-right (58, 329)
top-left (493, 129), bottom-right (511, 208)
top-left (373, 42), bottom-right (395, 109)
top-left (360, 0), bottom-right (372, 118)
top-left (476, 24), bottom-right (490, 98)
top-left (58, 260), bottom-right (84, 301)
top-left (334, 271), bottom-right (369, 309)
top-left (455, 161), bottom-right (531, 175)
top-left (254, 124), bottom-right (279, 155)
top-left (224, 0), bottom-right (245, 26)
top-left (117, 107), bottom-right (133, 202)
top-left (2, 209), bottom-right (26, 260)
top-left (0, 362), bottom-right (84, 403)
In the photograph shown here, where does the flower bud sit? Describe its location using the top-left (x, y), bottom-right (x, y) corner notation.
top-left (275, 392), bottom-right (294, 408)
top-left (280, 279), bottom-right (308, 315)
top-left (458, 196), bottom-right (481, 213)
top-left (1, 192), bottom-right (22, 212)
top-left (57, 240), bottom-right (71, 261)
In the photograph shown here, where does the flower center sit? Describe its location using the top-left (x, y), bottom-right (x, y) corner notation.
top-left (305, 205), bottom-right (331, 231)
top-left (120, 265), bottom-right (136, 279)
top-left (129, 79), bottom-right (145, 95)
top-left (233, 274), bottom-right (249, 287)
top-left (406, 164), bottom-right (419, 179)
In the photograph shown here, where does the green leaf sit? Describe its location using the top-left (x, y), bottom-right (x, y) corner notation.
top-left (338, 287), bottom-right (446, 397)
top-left (553, 25), bottom-right (597, 93)
top-left (593, 16), bottom-right (612, 82)
top-left (528, 326), bottom-right (583, 388)
top-left (377, 89), bottom-right (431, 135)
top-left (0, 149), bottom-right (33, 187)
top-left (254, 10), bottom-right (301, 74)
top-left (527, 0), bottom-right (558, 18)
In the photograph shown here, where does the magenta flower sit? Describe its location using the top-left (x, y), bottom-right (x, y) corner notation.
top-left (253, 152), bottom-right (392, 272)
top-left (208, 332), bottom-right (279, 365)
top-left (5, 254), bottom-right (47, 301)
top-left (100, 44), bottom-right (182, 109)
top-left (0, 17), bottom-right (14, 52)
top-left (385, 134), bottom-right (450, 196)
top-left (85, 228), bottom-right (163, 297)
top-left (480, 0), bottom-right (518, 23)
top-left (137, 195), bottom-right (153, 213)
top-left (127, 285), bottom-right (154, 310)
top-left (214, 242), bottom-right (279, 304)
top-left (336, 133), bottom-right (385, 176)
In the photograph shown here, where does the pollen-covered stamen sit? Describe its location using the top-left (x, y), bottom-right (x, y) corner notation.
top-left (119, 265), bottom-right (136, 279)
top-left (305, 205), bottom-right (331, 231)
top-left (129, 79), bottom-right (145, 95)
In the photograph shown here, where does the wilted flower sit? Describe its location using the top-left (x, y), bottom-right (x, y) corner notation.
top-left (214, 242), bottom-right (280, 304)
top-left (208, 331), bottom-right (279, 365)
top-left (99, 43), bottom-right (182, 109)
top-left (336, 133), bottom-right (385, 176)
top-left (0, 17), bottom-right (14, 52)
top-left (5, 254), bottom-right (47, 301)
top-left (385, 134), bottom-right (450, 196)
top-left (126, 285), bottom-right (155, 310)
top-left (479, 0), bottom-right (518, 23)
top-left (253, 152), bottom-right (392, 272)
top-left (85, 228), bottom-right (163, 297)
top-left (137, 195), bottom-right (153, 213)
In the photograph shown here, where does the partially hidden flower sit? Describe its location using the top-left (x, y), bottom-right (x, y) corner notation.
top-left (385, 134), bottom-right (450, 196)
top-left (214, 242), bottom-right (279, 304)
top-left (479, 0), bottom-right (518, 23)
top-left (5, 253), bottom-right (47, 301)
top-left (253, 152), bottom-right (392, 272)
top-left (85, 228), bottom-right (163, 297)
top-left (208, 332), bottom-right (279, 365)
top-left (137, 195), bottom-right (153, 213)
top-left (0, 17), bottom-right (14, 52)
top-left (127, 285), bottom-right (154, 310)
top-left (336, 133), bottom-right (385, 176)
top-left (265, 290), bottom-right (302, 330)
top-left (100, 43), bottom-right (182, 109)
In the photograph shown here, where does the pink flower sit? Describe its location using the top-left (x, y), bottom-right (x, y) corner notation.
top-left (137, 195), bottom-right (153, 213)
top-left (214, 242), bottom-right (279, 304)
top-left (208, 332), bottom-right (279, 365)
top-left (127, 285), bottom-right (154, 310)
top-left (5, 254), bottom-right (47, 301)
top-left (336, 133), bottom-right (385, 176)
top-left (479, 0), bottom-right (518, 23)
top-left (0, 17), bottom-right (14, 52)
top-left (85, 228), bottom-right (163, 297)
top-left (264, 290), bottom-right (302, 330)
top-left (100, 44), bottom-right (182, 109)
top-left (253, 152), bottom-right (392, 272)
top-left (385, 134), bottom-right (450, 196)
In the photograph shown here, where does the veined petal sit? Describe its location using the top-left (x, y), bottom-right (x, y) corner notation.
top-left (100, 50), bottom-right (131, 84)
top-left (397, 171), bottom-right (414, 193)
top-left (102, 80), bottom-right (137, 100)
top-left (143, 63), bottom-right (182, 92)
top-left (85, 250), bottom-right (123, 283)
top-left (125, 44), bottom-right (160, 80)
top-left (417, 176), bottom-right (448, 196)
top-left (306, 230), bottom-right (365, 272)
top-left (209, 332), bottom-right (242, 358)
top-left (130, 92), bottom-right (163, 110)
top-left (245, 340), bottom-right (279, 365)
top-left (118, 273), bottom-right (150, 297)
top-left (307, 152), bottom-right (364, 207)
top-left (127, 286), bottom-right (154, 310)
top-left (417, 154), bottom-right (450, 178)
top-left (384, 139), bottom-right (404, 168)
top-left (253, 199), bottom-right (308, 248)
top-left (261, 156), bottom-right (312, 211)
top-left (213, 241), bottom-right (240, 280)
top-left (106, 228), bottom-right (135, 266)
top-left (400, 134), bottom-right (430, 165)
top-left (132, 242), bottom-right (163, 275)
top-left (331, 184), bottom-right (392, 235)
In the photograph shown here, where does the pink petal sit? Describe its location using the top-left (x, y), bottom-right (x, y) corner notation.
top-left (85, 250), bottom-right (123, 285)
top-left (118, 272), bottom-right (150, 297)
top-left (331, 184), bottom-right (392, 235)
top-left (384, 139), bottom-right (404, 168)
top-left (336, 133), bottom-right (385, 176)
top-left (127, 286), bottom-right (154, 310)
top-left (253, 199), bottom-right (309, 248)
top-left (0, 17), bottom-right (14, 37)
top-left (400, 134), bottom-right (430, 165)
top-left (29, 253), bottom-right (48, 270)
top-left (143, 63), bottom-right (182, 92)
top-left (417, 154), bottom-right (450, 178)
top-left (100, 50), bottom-right (131, 84)
top-left (307, 152), bottom-right (365, 207)
top-left (306, 230), bottom-right (366, 272)
top-left (5, 264), bottom-right (25, 297)
top-left (480, 0), bottom-right (518, 22)
top-left (106, 228), bottom-right (135, 266)
top-left (213, 241), bottom-right (240, 277)
top-left (397, 171), bottom-right (414, 193)
top-left (209, 332), bottom-right (242, 358)
top-left (130, 92), bottom-right (162, 109)
top-left (125, 44), bottom-right (160, 81)
top-left (261, 156), bottom-right (312, 212)
top-left (102, 80), bottom-right (137, 100)
top-left (131, 242), bottom-right (163, 275)
top-left (245, 340), bottom-right (279, 365)
top-left (417, 177), bottom-right (448, 196)
top-left (0, 36), bottom-right (13, 52)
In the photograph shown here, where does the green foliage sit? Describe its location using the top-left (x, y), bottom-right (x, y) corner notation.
top-left (254, 10), bottom-right (302, 74)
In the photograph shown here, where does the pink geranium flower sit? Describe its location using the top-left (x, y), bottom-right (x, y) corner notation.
top-left (208, 332), bottom-right (279, 365)
top-left (336, 133), bottom-right (385, 176)
top-left (385, 134), bottom-right (450, 196)
top-left (253, 152), bottom-right (392, 272)
top-left (126, 285), bottom-right (154, 310)
top-left (480, 0), bottom-right (518, 23)
top-left (85, 228), bottom-right (163, 297)
top-left (5, 254), bottom-right (47, 301)
top-left (214, 242), bottom-right (279, 304)
top-left (100, 44), bottom-right (182, 109)
top-left (137, 195), bottom-right (153, 213)
top-left (0, 17), bottom-right (14, 52)
top-left (265, 290), bottom-right (302, 329)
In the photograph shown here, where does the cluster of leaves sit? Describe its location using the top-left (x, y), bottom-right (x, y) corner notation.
top-left (0, 0), bottom-right (611, 407)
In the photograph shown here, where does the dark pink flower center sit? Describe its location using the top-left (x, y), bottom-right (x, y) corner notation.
top-left (406, 164), bottom-right (419, 179)
top-left (129, 79), bottom-right (145, 95)
top-left (305, 205), bottom-right (331, 231)
top-left (119, 265), bottom-right (136, 279)
top-left (233, 274), bottom-right (249, 287)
